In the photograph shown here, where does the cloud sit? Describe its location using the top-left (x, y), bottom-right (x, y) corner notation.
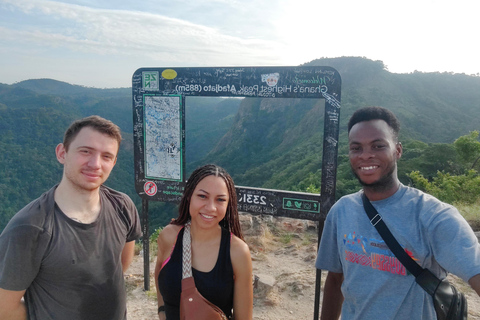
top-left (0, 0), bottom-right (285, 66)
top-left (0, 0), bottom-right (478, 87)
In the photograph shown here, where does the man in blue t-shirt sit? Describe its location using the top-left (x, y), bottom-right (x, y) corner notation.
top-left (316, 106), bottom-right (480, 319)
top-left (0, 116), bottom-right (142, 319)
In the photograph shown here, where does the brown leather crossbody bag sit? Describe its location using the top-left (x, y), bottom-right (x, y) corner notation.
top-left (179, 222), bottom-right (228, 320)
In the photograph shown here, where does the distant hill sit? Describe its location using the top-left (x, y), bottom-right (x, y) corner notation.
top-left (202, 57), bottom-right (480, 191)
top-left (0, 81), bottom-right (239, 231)
top-left (1, 56), bottom-right (479, 232)
top-left (303, 57), bottom-right (480, 142)
top-left (14, 78), bottom-right (130, 98)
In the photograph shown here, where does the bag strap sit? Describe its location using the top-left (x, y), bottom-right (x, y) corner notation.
top-left (361, 193), bottom-right (443, 295)
top-left (182, 222), bottom-right (193, 279)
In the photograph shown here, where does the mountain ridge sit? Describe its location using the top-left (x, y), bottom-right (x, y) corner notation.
top-left (1, 56), bottom-right (479, 231)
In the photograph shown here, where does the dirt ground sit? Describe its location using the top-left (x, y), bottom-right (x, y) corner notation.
top-left (125, 216), bottom-right (480, 320)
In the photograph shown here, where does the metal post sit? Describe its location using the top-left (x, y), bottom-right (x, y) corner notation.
top-left (313, 219), bottom-right (326, 319)
top-left (142, 198), bottom-right (150, 291)
top-left (313, 89), bottom-right (341, 319)
top-left (313, 268), bottom-right (323, 319)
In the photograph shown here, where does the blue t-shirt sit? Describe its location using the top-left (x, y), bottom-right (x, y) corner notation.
top-left (316, 184), bottom-right (480, 319)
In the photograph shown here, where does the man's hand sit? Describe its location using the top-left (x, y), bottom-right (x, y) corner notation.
top-left (468, 273), bottom-right (480, 296)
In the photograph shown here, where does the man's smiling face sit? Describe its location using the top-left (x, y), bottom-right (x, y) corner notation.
top-left (348, 119), bottom-right (402, 191)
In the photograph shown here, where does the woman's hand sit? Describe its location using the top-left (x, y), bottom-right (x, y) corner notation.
top-left (157, 310), bottom-right (166, 320)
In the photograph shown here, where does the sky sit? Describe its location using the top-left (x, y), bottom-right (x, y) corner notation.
top-left (0, 0), bottom-right (478, 88)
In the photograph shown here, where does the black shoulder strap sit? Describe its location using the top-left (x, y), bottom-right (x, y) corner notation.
top-left (361, 192), bottom-right (442, 295)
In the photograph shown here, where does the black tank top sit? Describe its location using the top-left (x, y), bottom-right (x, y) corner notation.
top-left (158, 226), bottom-right (234, 320)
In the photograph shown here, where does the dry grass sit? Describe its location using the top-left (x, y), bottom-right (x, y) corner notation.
top-left (455, 200), bottom-right (480, 231)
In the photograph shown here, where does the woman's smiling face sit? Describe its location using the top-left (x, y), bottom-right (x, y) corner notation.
top-left (189, 175), bottom-right (229, 229)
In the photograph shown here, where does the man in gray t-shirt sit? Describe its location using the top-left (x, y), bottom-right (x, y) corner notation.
top-left (316, 106), bottom-right (480, 319)
top-left (0, 116), bottom-right (142, 320)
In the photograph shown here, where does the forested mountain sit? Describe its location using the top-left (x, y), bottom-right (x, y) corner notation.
top-left (1, 57), bottom-right (479, 232)
top-left (202, 57), bottom-right (480, 193)
top-left (0, 82), bottom-right (240, 230)
top-left (304, 57), bottom-right (480, 142)
top-left (0, 81), bottom-right (134, 230)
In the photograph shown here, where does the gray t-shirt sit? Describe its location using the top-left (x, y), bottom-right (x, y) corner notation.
top-left (316, 184), bottom-right (480, 319)
top-left (0, 185), bottom-right (142, 320)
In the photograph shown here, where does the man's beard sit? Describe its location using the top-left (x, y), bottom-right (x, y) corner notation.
top-left (352, 163), bottom-right (397, 194)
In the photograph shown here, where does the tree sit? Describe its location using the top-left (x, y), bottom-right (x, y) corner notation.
top-left (408, 170), bottom-right (480, 204)
top-left (454, 131), bottom-right (480, 169)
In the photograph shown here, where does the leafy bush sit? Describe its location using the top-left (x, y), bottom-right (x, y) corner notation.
top-left (150, 227), bottom-right (163, 244)
top-left (408, 170), bottom-right (480, 204)
top-left (454, 131), bottom-right (480, 169)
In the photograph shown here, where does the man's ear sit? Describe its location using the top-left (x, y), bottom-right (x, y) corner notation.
top-left (396, 142), bottom-right (403, 160)
top-left (55, 143), bottom-right (67, 164)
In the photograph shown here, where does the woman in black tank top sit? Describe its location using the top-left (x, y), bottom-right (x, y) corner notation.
top-left (154, 164), bottom-right (253, 320)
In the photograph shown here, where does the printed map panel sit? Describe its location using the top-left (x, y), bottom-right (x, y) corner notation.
top-left (144, 95), bottom-right (182, 181)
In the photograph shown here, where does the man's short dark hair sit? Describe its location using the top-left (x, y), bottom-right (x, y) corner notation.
top-left (63, 115), bottom-right (122, 152)
top-left (347, 106), bottom-right (400, 140)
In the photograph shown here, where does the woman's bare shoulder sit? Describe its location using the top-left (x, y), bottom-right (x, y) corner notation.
top-left (230, 235), bottom-right (251, 261)
top-left (157, 224), bottom-right (183, 247)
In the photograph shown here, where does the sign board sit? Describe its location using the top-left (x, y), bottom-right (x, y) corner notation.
top-left (132, 66), bottom-right (341, 221)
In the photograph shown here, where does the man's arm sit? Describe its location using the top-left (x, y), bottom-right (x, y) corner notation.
top-left (121, 240), bottom-right (136, 273)
top-left (0, 288), bottom-right (27, 320)
top-left (321, 271), bottom-right (344, 320)
top-left (468, 274), bottom-right (480, 296)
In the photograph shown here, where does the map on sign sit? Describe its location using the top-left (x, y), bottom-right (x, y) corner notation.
top-left (144, 95), bottom-right (182, 181)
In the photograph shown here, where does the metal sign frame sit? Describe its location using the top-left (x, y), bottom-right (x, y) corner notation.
top-left (133, 66), bottom-right (341, 220)
top-left (132, 66), bottom-right (341, 318)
